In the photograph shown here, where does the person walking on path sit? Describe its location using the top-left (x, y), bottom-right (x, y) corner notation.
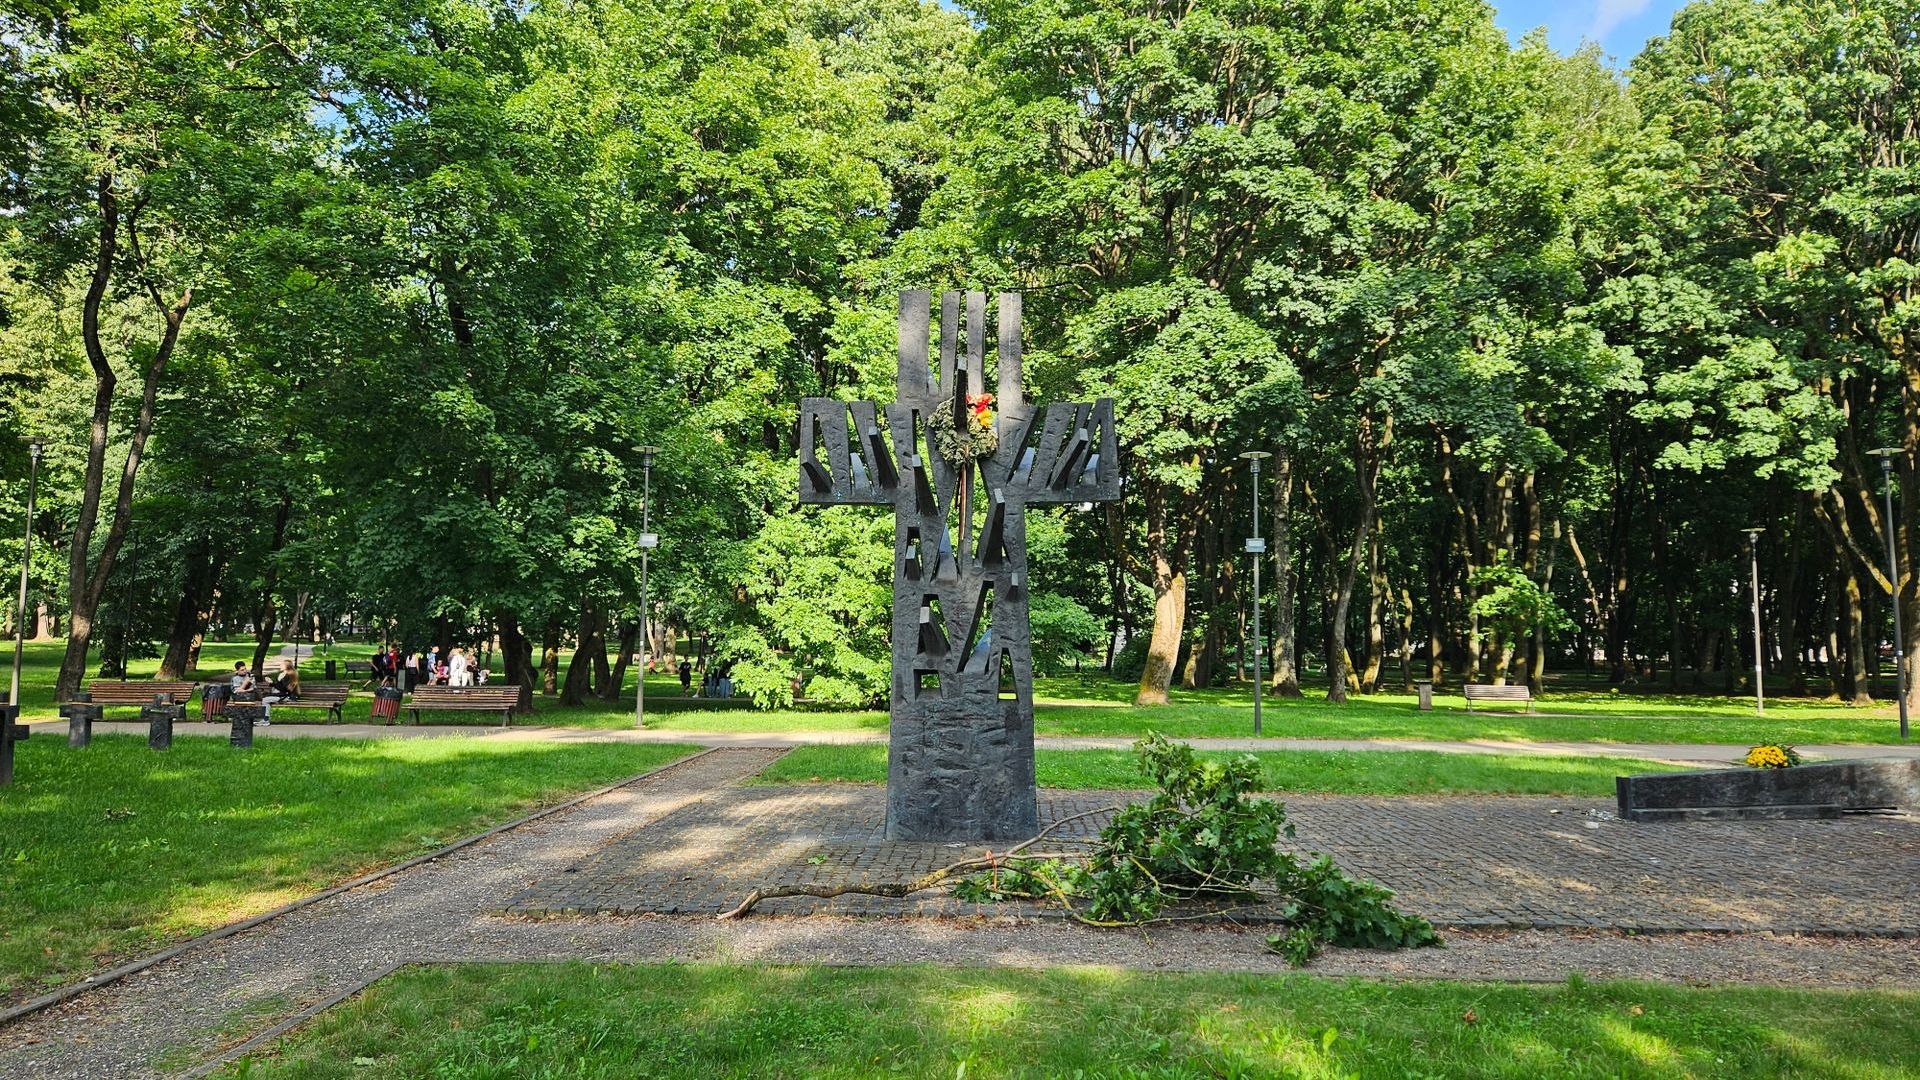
top-left (678, 659), bottom-right (692, 695)
top-left (449, 647), bottom-right (472, 687)
top-left (424, 646), bottom-right (440, 684)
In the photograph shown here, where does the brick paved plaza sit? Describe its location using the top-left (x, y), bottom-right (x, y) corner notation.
top-left (504, 778), bottom-right (1920, 935)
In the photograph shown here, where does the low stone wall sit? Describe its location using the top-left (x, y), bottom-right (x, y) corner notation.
top-left (1617, 759), bottom-right (1920, 822)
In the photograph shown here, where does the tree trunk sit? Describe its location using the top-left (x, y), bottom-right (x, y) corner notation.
top-left (589, 614), bottom-right (613, 697)
top-left (55, 175), bottom-right (192, 702)
top-left (560, 602), bottom-right (598, 707)
top-left (1135, 482), bottom-right (1186, 706)
top-left (540, 616), bottom-right (561, 694)
top-left (1782, 495), bottom-right (1808, 695)
top-left (158, 540), bottom-right (221, 679)
top-left (1269, 446), bottom-right (1301, 697)
top-left (1397, 583), bottom-right (1415, 692)
top-left (1182, 484), bottom-right (1221, 690)
top-left (1360, 528), bottom-right (1385, 693)
top-left (246, 495), bottom-right (294, 677)
top-left (602, 620), bottom-right (638, 702)
top-left (1530, 519), bottom-right (1559, 695)
top-left (1426, 525), bottom-right (1447, 687)
top-left (496, 610), bottom-right (536, 713)
top-left (1328, 424), bottom-right (1379, 705)
top-left (1843, 568), bottom-right (1871, 705)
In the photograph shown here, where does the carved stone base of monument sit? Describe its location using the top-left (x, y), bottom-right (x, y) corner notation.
top-left (887, 697), bottom-right (1039, 842)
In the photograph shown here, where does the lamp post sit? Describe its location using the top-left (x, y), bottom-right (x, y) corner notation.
top-left (635, 445), bottom-right (660, 729)
top-left (1241, 451), bottom-right (1272, 736)
top-left (1742, 527), bottom-right (1764, 715)
top-left (1870, 447), bottom-right (1909, 740)
top-left (11, 439), bottom-right (46, 709)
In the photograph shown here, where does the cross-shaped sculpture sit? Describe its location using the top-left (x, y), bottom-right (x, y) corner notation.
top-left (799, 290), bottom-right (1121, 841)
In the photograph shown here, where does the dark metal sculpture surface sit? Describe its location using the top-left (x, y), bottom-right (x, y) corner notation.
top-left (799, 291), bottom-right (1121, 841)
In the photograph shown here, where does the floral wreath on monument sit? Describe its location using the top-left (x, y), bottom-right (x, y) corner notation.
top-left (932, 392), bottom-right (998, 466)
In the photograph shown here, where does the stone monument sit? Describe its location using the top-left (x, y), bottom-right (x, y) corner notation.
top-left (798, 290), bottom-right (1121, 841)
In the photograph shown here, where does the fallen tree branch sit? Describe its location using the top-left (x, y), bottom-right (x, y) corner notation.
top-left (716, 804), bottom-right (1121, 920)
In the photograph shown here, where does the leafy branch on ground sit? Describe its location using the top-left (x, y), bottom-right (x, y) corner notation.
top-left (723, 734), bottom-right (1439, 964)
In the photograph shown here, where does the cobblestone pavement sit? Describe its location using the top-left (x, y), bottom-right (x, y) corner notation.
top-left (506, 784), bottom-right (1920, 935)
top-left (6, 749), bottom-right (1920, 1078)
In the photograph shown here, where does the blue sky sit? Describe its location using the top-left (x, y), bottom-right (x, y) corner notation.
top-left (1492, 0), bottom-right (1688, 64)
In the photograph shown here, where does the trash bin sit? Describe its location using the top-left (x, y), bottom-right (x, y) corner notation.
top-left (202, 682), bottom-right (232, 721)
top-left (371, 686), bottom-right (402, 724)
top-left (325, 659), bottom-right (338, 681)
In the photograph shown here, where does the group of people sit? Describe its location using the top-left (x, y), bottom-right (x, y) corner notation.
top-left (368, 646), bottom-right (490, 688)
top-left (229, 659), bottom-right (299, 723)
top-left (677, 658), bottom-right (735, 699)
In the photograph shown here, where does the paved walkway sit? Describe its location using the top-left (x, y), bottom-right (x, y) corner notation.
top-left (3, 749), bottom-right (1917, 1078)
top-left (27, 717), bottom-right (1920, 766)
top-left (507, 783), bottom-right (1920, 935)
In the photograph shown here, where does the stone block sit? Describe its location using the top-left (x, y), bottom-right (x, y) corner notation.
top-left (1617, 759), bottom-right (1920, 822)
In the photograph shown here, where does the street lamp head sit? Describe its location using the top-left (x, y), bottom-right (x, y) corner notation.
top-left (1870, 446), bottom-right (1902, 462)
top-left (638, 444), bottom-right (660, 470)
top-left (1743, 527), bottom-right (1764, 537)
top-left (1240, 450), bottom-right (1271, 473)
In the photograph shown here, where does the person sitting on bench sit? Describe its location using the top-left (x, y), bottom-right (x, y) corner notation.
top-left (259, 661), bottom-right (298, 725)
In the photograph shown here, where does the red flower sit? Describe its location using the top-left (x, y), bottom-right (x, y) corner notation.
top-left (969, 393), bottom-right (995, 416)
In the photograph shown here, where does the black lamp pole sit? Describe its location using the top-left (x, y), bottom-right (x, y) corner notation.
top-left (1241, 451), bottom-right (1271, 736)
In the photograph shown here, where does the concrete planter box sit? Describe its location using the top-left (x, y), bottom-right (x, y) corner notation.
top-left (1617, 759), bottom-right (1920, 822)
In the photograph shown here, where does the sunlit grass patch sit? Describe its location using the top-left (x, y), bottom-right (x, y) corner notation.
top-left (222, 963), bottom-right (1920, 1079)
top-left (754, 744), bottom-right (1688, 796)
top-left (0, 735), bottom-right (698, 1000)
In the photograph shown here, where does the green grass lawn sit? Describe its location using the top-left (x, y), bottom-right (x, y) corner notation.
top-left (755, 744), bottom-right (1682, 797)
top-left (0, 734), bottom-right (698, 1001)
top-left (13, 640), bottom-right (1908, 744)
top-left (222, 961), bottom-right (1920, 1079)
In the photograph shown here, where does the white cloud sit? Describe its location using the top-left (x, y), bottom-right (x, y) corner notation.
top-left (1591, 0), bottom-right (1655, 40)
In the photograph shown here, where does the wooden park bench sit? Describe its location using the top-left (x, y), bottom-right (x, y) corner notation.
top-left (77, 681), bottom-right (197, 712)
top-left (257, 682), bottom-right (352, 722)
top-left (1462, 683), bottom-right (1534, 714)
top-left (344, 660), bottom-right (375, 687)
top-left (405, 686), bottom-right (519, 727)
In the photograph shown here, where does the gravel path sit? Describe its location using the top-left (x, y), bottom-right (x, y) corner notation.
top-left (4, 747), bottom-right (1918, 1079)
